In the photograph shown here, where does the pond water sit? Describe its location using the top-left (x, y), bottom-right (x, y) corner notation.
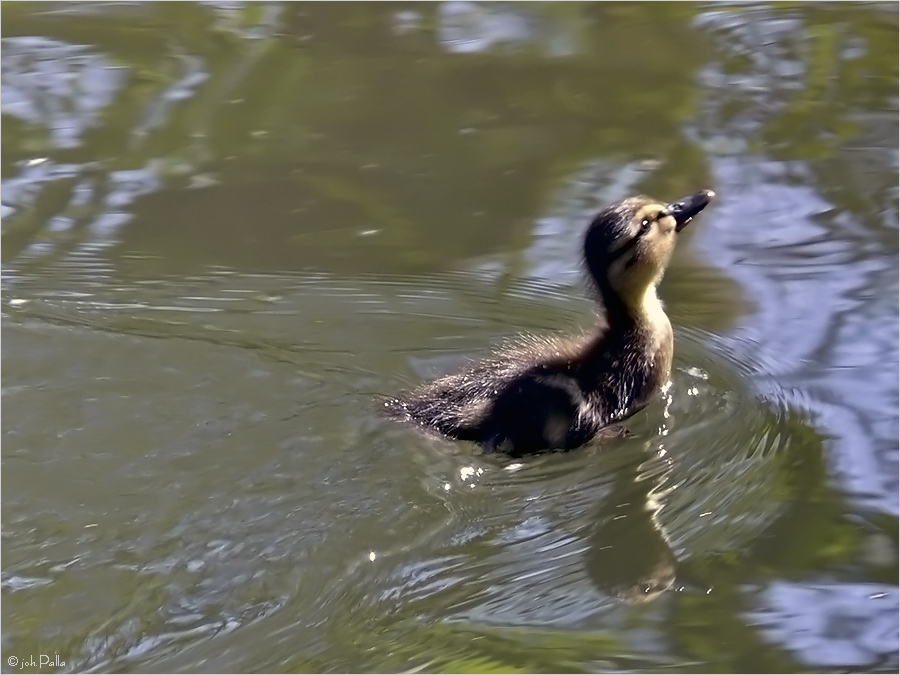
top-left (2, 3), bottom-right (897, 673)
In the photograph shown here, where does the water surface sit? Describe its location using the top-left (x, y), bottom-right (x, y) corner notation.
top-left (2, 3), bottom-right (898, 673)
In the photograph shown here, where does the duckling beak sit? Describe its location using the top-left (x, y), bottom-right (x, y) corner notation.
top-left (665, 189), bottom-right (715, 232)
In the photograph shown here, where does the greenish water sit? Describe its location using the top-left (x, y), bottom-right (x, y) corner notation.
top-left (2, 3), bottom-right (897, 673)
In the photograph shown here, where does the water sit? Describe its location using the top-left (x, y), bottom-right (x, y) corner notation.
top-left (2, 3), bottom-right (897, 673)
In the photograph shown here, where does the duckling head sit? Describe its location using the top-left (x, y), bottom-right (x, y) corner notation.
top-left (584, 190), bottom-right (714, 317)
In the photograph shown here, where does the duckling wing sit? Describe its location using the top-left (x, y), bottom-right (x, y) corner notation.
top-left (478, 370), bottom-right (598, 455)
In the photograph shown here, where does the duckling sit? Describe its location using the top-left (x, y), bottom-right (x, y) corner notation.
top-left (384, 190), bottom-right (715, 456)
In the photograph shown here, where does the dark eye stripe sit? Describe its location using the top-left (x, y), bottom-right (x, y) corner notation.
top-left (609, 220), bottom-right (652, 262)
top-left (609, 235), bottom-right (640, 262)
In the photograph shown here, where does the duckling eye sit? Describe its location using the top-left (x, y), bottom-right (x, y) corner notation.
top-left (638, 219), bottom-right (652, 236)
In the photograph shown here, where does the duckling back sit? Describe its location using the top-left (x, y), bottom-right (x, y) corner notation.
top-left (384, 323), bottom-right (672, 456)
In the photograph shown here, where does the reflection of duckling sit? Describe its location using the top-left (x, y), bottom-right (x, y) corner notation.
top-left (584, 452), bottom-right (677, 604)
top-left (385, 190), bottom-right (715, 455)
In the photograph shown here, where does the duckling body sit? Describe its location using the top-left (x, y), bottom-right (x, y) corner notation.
top-left (385, 190), bottom-right (714, 456)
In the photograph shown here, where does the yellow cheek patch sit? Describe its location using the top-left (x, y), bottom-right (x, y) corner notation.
top-left (635, 204), bottom-right (667, 224)
top-left (657, 214), bottom-right (678, 233)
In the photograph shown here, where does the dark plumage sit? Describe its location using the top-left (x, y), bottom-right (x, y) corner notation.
top-left (384, 190), bottom-right (715, 456)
